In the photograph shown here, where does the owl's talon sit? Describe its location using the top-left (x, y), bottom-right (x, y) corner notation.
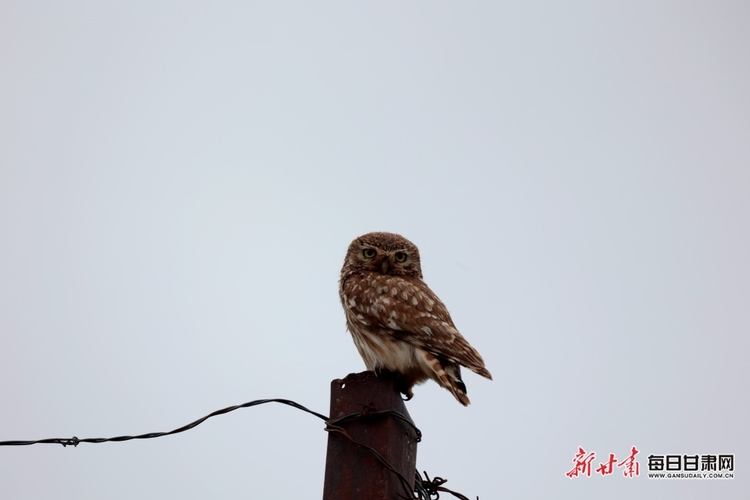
top-left (401, 387), bottom-right (414, 401)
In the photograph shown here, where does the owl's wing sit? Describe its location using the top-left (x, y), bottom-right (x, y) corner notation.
top-left (343, 273), bottom-right (492, 380)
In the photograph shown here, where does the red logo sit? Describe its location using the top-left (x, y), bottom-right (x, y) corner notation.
top-left (566, 446), bottom-right (640, 478)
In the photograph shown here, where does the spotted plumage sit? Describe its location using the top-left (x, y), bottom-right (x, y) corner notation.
top-left (339, 232), bottom-right (492, 406)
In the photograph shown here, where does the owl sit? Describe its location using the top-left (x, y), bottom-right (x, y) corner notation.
top-left (339, 232), bottom-right (492, 406)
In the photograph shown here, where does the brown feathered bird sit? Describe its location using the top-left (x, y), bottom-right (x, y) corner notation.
top-left (339, 232), bottom-right (492, 405)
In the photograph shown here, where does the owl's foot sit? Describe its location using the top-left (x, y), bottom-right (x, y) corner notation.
top-left (373, 368), bottom-right (416, 402)
top-left (395, 377), bottom-right (415, 402)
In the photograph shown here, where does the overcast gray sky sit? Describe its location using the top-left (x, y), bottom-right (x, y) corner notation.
top-left (1, 2), bottom-right (748, 499)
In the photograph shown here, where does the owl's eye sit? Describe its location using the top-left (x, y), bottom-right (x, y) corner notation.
top-left (362, 248), bottom-right (376, 258)
top-left (394, 252), bottom-right (407, 263)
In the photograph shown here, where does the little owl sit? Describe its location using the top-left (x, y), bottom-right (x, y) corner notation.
top-left (339, 232), bottom-right (492, 406)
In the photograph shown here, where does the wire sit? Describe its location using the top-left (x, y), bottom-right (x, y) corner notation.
top-left (0, 398), bottom-right (327, 447)
top-left (0, 395), bottom-right (476, 499)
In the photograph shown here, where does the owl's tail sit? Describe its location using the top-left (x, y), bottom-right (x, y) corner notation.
top-left (420, 350), bottom-right (472, 406)
top-left (443, 362), bottom-right (471, 406)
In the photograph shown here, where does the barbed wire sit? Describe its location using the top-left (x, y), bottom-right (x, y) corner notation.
top-left (0, 397), bottom-right (476, 499)
top-left (0, 398), bottom-right (327, 447)
top-left (416, 470), bottom-right (477, 500)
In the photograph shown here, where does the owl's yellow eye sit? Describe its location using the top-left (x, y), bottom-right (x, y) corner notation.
top-left (394, 252), bottom-right (407, 263)
top-left (362, 248), bottom-right (376, 258)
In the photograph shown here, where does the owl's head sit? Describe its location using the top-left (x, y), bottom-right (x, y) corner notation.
top-left (341, 232), bottom-right (423, 279)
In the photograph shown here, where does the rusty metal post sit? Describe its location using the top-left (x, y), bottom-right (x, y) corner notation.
top-left (322, 371), bottom-right (418, 500)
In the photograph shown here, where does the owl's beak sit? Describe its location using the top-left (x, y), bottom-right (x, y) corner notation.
top-left (381, 260), bottom-right (390, 274)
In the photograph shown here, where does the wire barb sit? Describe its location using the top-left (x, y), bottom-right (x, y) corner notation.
top-left (415, 470), bottom-right (477, 500)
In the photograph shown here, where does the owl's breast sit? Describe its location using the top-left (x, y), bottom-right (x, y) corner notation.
top-left (346, 319), bottom-right (427, 375)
